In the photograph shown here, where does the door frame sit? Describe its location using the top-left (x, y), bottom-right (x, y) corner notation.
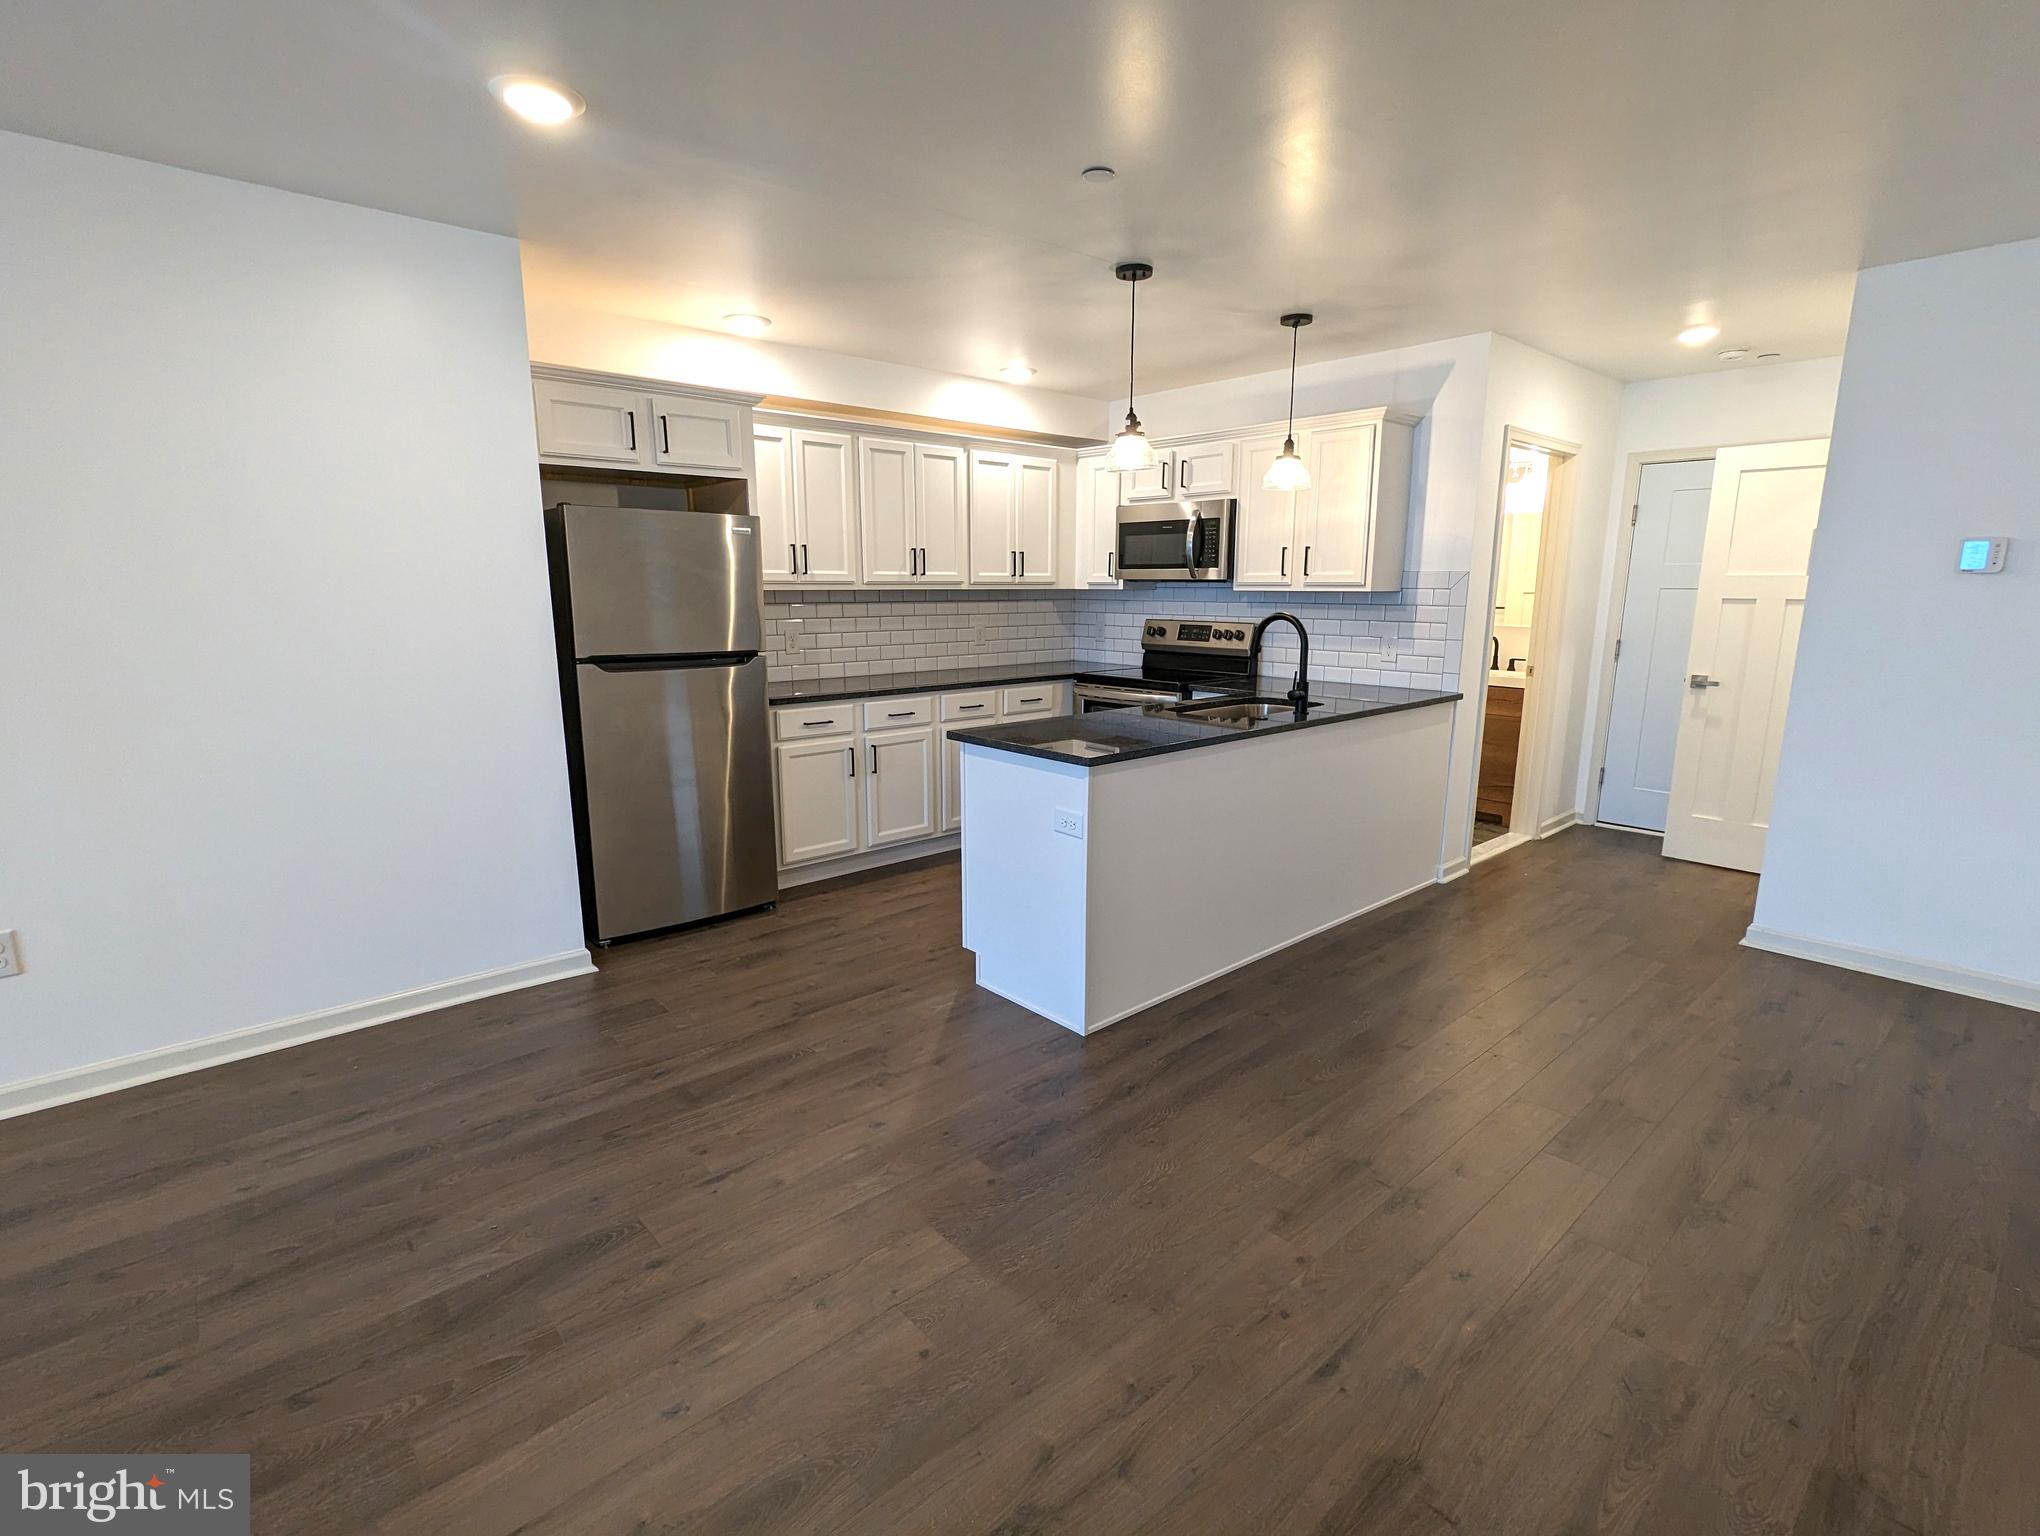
top-left (1468, 425), bottom-right (1581, 866)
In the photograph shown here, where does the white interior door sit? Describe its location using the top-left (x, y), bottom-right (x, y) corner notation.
top-left (1600, 459), bottom-right (1714, 832)
top-left (1662, 439), bottom-right (1828, 872)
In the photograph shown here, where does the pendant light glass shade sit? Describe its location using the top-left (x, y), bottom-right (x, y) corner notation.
top-left (1263, 435), bottom-right (1310, 490)
top-left (1263, 312), bottom-right (1315, 491)
top-left (1109, 413), bottom-right (1157, 470)
top-left (1110, 261), bottom-right (1156, 472)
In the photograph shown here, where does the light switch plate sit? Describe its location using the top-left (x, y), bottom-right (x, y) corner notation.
top-left (0, 930), bottom-right (20, 978)
top-left (1053, 810), bottom-right (1085, 840)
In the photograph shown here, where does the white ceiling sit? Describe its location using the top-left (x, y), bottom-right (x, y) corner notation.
top-left (6, 0), bottom-right (2039, 397)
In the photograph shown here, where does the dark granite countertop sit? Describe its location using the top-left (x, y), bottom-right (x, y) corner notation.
top-left (767, 659), bottom-right (1089, 705)
top-left (946, 682), bottom-right (1462, 767)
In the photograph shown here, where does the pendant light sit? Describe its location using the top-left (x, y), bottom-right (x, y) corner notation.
top-left (1108, 262), bottom-right (1157, 471)
top-left (1263, 312), bottom-right (1314, 491)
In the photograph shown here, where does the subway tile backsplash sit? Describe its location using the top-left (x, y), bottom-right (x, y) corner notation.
top-left (764, 573), bottom-right (1469, 688)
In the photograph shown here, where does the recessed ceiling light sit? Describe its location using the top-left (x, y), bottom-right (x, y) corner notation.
top-left (488, 75), bottom-right (585, 126)
top-left (1717, 347), bottom-right (1750, 361)
top-left (722, 313), bottom-right (772, 337)
top-left (997, 361), bottom-right (1037, 384)
top-left (1081, 165), bottom-right (1117, 183)
top-left (1677, 323), bottom-right (1721, 347)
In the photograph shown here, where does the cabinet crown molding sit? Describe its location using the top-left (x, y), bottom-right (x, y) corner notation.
top-left (1076, 404), bottom-right (1423, 459)
top-left (531, 362), bottom-right (763, 410)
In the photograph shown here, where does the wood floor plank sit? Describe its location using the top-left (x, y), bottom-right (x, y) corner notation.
top-left (0, 829), bottom-right (2030, 1534)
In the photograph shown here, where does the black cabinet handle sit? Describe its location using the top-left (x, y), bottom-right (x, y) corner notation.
top-left (1019, 550), bottom-right (1025, 579)
top-left (658, 414), bottom-right (669, 455)
top-left (800, 542), bottom-right (809, 575)
top-left (845, 746), bottom-right (855, 777)
top-left (887, 710), bottom-right (913, 719)
top-left (869, 744), bottom-right (879, 775)
top-left (790, 542), bottom-right (798, 573)
top-left (1010, 550), bottom-right (1016, 579)
top-left (1280, 546), bottom-right (1288, 578)
top-left (1303, 545), bottom-right (1311, 578)
top-left (958, 703), bottom-right (985, 712)
top-left (624, 410), bottom-right (636, 451)
top-left (803, 717), bottom-right (834, 727)
top-left (1107, 552), bottom-right (1115, 580)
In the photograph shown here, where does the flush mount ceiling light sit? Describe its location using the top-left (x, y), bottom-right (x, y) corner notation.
top-left (1081, 165), bottom-right (1117, 183)
top-left (1108, 261), bottom-right (1157, 472)
top-left (1263, 313), bottom-right (1315, 492)
top-left (1677, 323), bottom-right (1722, 347)
top-left (487, 75), bottom-right (585, 126)
top-left (997, 361), bottom-right (1037, 384)
top-left (722, 312), bottom-right (772, 337)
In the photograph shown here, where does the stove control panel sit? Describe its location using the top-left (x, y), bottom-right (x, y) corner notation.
top-left (1141, 618), bottom-right (1254, 651)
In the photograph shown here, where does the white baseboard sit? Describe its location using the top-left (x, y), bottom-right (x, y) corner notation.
top-left (778, 834), bottom-right (960, 888)
top-left (1538, 810), bottom-right (1579, 838)
top-left (1741, 925), bottom-right (2040, 1015)
top-left (0, 949), bottom-right (596, 1122)
top-left (1437, 857), bottom-right (1471, 883)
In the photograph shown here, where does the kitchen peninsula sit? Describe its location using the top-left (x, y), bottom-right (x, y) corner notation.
top-left (953, 679), bottom-right (1459, 1033)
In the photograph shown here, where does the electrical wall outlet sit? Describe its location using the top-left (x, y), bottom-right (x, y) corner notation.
top-left (0, 930), bottom-right (20, 978)
top-left (1052, 809), bottom-right (1085, 840)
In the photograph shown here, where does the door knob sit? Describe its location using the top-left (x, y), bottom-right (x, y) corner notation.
top-left (1688, 674), bottom-right (1721, 690)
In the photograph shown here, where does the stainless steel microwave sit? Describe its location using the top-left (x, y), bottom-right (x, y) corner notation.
top-left (1113, 498), bottom-right (1236, 582)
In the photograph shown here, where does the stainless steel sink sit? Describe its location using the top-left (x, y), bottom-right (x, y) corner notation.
top-left (1172, 695), bottom-right (1325, 723)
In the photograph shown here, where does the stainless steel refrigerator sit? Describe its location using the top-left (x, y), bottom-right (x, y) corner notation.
top-left (545, 504), bottom-right (777, 943)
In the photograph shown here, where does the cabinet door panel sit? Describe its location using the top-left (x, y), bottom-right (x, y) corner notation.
top-left (1013, 456), bottom-right (1057, 584)
top-left (791, 429), bottom-right (858, 584)
top-left (858, 437), bottom-right (917, 585)
top-left (915, 444), bottom-right (969, 584)
top-left (534, 381), bottom-right (647, 466)
top-left (1234, 434), bottom-right (1298, 588)
top-left (865, 726), bottom-right (938, 847)
top-left (650, 394), bottom-right (746, 472)
top-left (1121, 454), bottom-right (1174, 502)
top-left (1299, 420), bottom-right (1379, 586)
top-left (1174, 439), bottom-right (1237, 497)
top-left (752, 424), bottom-right (797, 583)
top-left (775, 738), bottom-right (860, 864)
top-left (1076, 455), bottom-right (1123, 586)
top-left (968, 450), bottom-right (1016, 584)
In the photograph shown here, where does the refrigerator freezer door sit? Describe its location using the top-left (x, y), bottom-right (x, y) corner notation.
top-left (559, 505), bottom-right (764, 659)
top-left (575, 655), bottom-right (777, 939)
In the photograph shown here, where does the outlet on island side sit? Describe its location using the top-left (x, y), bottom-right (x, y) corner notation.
top-left (0, 930), bottom-right (20, 978)
top-left (1052, 810), bottom-right (1084, 840)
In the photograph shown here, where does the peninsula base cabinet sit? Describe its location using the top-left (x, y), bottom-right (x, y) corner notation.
top-left (775, 683), bottom-right (1071, 871)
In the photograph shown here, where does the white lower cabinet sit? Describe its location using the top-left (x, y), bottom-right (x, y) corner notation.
top-left (864, 725), bottom-right (939, 847)
top-left (776, 684), bottom-right (1069, 867)
top-left (773, 735), bottom-right (861, 865)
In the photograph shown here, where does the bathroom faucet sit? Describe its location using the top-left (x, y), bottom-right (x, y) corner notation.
top-left (1249, 611), bottom-right (1311, 708)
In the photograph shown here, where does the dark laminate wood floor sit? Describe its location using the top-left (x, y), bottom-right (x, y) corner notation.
top-left (3, 828), bottom-right (2036, 1534)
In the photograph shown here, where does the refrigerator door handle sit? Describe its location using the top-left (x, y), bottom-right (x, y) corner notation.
top-left (583, 651), bottom-right (761, 671)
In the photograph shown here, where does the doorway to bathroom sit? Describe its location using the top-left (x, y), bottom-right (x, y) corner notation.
top-left (1471, 432), bottom-right (1572, 863)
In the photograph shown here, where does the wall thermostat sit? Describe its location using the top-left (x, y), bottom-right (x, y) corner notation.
top-left (1957, 537), bottom-right (2008, 574)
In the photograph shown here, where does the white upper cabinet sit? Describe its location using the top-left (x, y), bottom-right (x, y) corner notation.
top-left (1234, 433), bottom-right (1299, 588)
top-left (858, 436), bottom-right (917, 585)
top-left (969, 449), bottom-right (1057, 585)
top-left (533, 380), bottom-right (649, 466)
top-left (1174, 439), bottom-right (1238, 498)
top-left (1014, 456), bottom-right (1057, 585)
top-left (789, 429), bottom-right (858, 584)
top-left (1228, 410), bottom-right (1414, 592)
top-left (1297, 419), bottom-right (1379, 586)
top-left (753, 422), bottom-right (797, 583)
top-left (1121, 456), bottom-right (1174, 502)
top-left (1074, 452), bottom-right (1124, 587)
top-left (649, 393), bottom-right (747, 473)
top-left (914, 444), bottom-right (969, 585)
top-left (534, 373), bottom-right (753, 475)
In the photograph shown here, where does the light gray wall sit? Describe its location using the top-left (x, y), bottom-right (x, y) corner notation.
top-left (0, 132), bottom-right (586, 1094)
top-left (1753, 237), bottom-right (2040, 992)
